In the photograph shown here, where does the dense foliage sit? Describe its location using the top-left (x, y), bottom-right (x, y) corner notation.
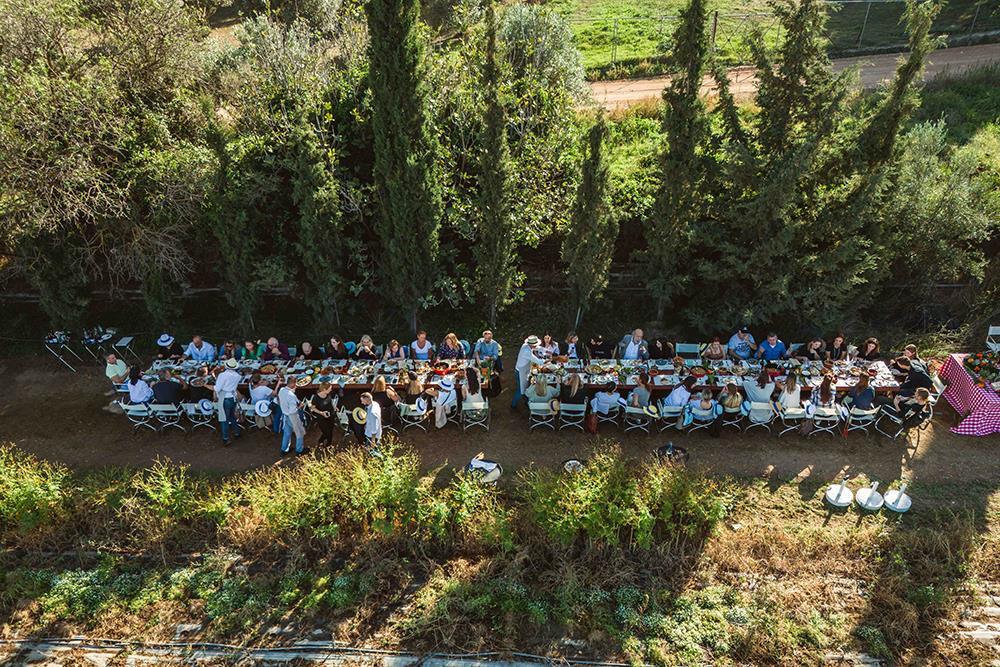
top-left (0, 0), bottom-right (997, 338)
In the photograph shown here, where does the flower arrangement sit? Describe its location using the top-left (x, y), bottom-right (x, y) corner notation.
top-left (964, 351), bottom-right (1000, 383)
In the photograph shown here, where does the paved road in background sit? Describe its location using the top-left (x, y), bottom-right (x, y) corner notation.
top-left (590, 42), bottom-right (1000, 109)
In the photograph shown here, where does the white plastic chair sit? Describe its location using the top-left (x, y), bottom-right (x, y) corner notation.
top-left (810, 407), bottom-right (841, 437)
top-left (150, 403), bottom-right (186, 433)
top-left (120, 401), bottom-right (156, 432)
top-left (559, 403), bottom-right (587, 430)
top-left (675, 343), bottom-right (701, 366)
top-left (399, 401), bottom-right (430, 431)
top-left (528, 402), bottom-right (556, 430)
top-left (778, 406), bottom-right (807, 437)
top-left (987, 325), bottom-right (1000, 353)
top-left (461, 399), bottom-right (490, 431)
top-left (846, 406), bottom-right (880, 436)
top-left (182, 402), bottom-right (216, 432)
top-left (745, 401), bottom-right (775, 433)
top-left (658, 404), bottom-right (684, 432)
top-left (623, 406), bottom-right (653, 433)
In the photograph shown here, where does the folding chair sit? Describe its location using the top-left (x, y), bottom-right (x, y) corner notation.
top-left (120, 401), bottom-right (156, 432)
top-left (875, 408), bottom-right (930, 443)
top-left (745, 401), bottom-right (776, 433)
top-left (44, 332), bottom-right (84, 372)
top-left (658, 404), bottom-right (684, 432)
top-left (559, 403), bottom-right (587, 430)
top-left (810, 407), bottom-right (841, 437)
top-left (846, 406), bottom-right (880, 436)
top-left (686, 406), bottom-right (717, 434)
top-left (399, 401), bottom-right (430, 431)
top-left (182, 402), bottom-right (216, 432)
top-left (675, 343), bottom-right (701, 366)
top-left (778, 406), bottom-right (807, 437)
top-left (113, 335), bottom-right (141, 363)
top-left (462, 399), bottom-right (490, 431)
top-left (721, 405), bottom-right (743, 431)
top-left (528, 401), bottom-right (556, 430)
top-left (987, 325), bottom-right (1000, 353)
top-left (624, 406), bottom-right (653, 433)
top-left (150, 403), bottom-right (186, 433)
top-left (596, 404), bottom-right (622, 429)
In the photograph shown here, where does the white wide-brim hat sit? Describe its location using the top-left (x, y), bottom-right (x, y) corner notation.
top-left (254, 399), bottom-right (272, 417)
top-left (157, 334), bottom-right (175, 347)
top-left (198, 399), bottom-right (214, 414)
top-left (224, 358), bottom-right (239, 369)
top-left (525, 335), bottom-right (540, 346)
top-left (439, 379), bottom-right (454, 392)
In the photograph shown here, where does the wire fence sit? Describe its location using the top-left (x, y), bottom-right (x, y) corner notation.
top-left (571, 0), bottom-right (1000, 74)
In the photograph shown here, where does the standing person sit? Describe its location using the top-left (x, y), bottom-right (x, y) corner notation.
top-left (156, 334), bottom-right (183, 360)
top-left (278, 383), bottom-right (308, 456)
top-left (308, 382), bottom-right (339, 447)
top-left (616, 329), bottom-right (649, 361)
top-left (182, 335), bottom-right (216, 362)
top-left (361, 392), bottom-right (383, 449)
top-left (410, 331), bottom-right (434, 361)
top-left (511, 335), bottom-right (544, 410)
top-left (727, 327), bottom-right (757, 361)
top-left (206, 358), bottom-right (242, 446)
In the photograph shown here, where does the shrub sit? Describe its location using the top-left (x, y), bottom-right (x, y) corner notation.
top-left (0, 444), bottom-right (68, 534)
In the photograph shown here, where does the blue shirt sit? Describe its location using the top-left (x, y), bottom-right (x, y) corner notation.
top-left (758, 339), bottom-right (787, 361)
top-left (185, 341), bottom-right (216, 362)
top-left (727, 333), bottom-right (756, 359)
top-left (474, 339), bottom-right (499, 359)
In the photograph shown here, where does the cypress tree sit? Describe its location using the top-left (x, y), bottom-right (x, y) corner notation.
top-left (367, 0), bottom-right (443, 333)
top-left (645, 0), bottom-right (709, 321)
top-left (474, 5), bottom-right (518, 327)
top-left (562, 116), bottom-right (615, 329)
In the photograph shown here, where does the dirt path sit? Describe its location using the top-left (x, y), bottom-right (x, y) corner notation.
top-left (590, 42), bottom-right (1000, 109)
top-left (3, 356), bottom-right (1000, 488)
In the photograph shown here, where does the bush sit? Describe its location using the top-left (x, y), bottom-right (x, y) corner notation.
top-left (0, 444), bottom-right (68, 534)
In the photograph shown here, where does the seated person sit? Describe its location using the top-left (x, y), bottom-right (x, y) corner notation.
top-left (883, 387), bottom-right (932, 428)
top-left (858, 337), bottom-right (881, 361)
top-left (628, 373), bottom-right (652, 407)
top-left (185, 367), bottom-right (214, 402)
top-left (649, 337), bottom-right (675, 360)
top-left (587, 334), bottom-right (612, 359)
top-left (437, 333), bottom-right (465, 360)
top-left (590, 382), bottom-right (623, 415)
top-left (183, 335), bottom-right (216, 362)
top-left (151, 369), bottom-right (184, 406)
top-left (691, 388), bottom-right (717, 411)
top-left (217, 340), bottom-right (239, 361)
top-left (890, 344), bottom-right (923, 372)
top-left (127, 367), bottom-right (153, 404)
top-left (560, 373), bottom-right (588, 405)
top-left (410, 331), bottom-right (435, 361)
top-left (776, 374), bottom-right (801, 410)
top-left (383, 339), bottom-right (407, 360)
top-left (742, 370), bottom-right (775, 404)
top-left (354, 335), bottom-right (379, 360)
top-left (297, 341), bottom-right (322, 361)
top-left (559, 332), bottom-right (582, 360)
top-left (105, 353), bottom-right (129, 385)
top-left (718, 382), bottom-right (743, 410)
top-left (700, 336), bottom-right (725, 362)
top-left (798, 338), bottom-right (826, 362)
top-left (402, 372), bottom-right (430, 405)
top-left (238, 340), bottom-right (259, 360)
top-left (827, 332), bottom-right (848, 361)
top-left (528, 377), bottom-right (560, 404)
top-left (261, 337), bottom-right (291, 361)
top-left (326, 335), bottom-right (348, 360)
top-left (756, 332), bottom-right (788, 361)
top-left (474, 330), bottom-right (502, 369)
top-left (662, 376), bottom-right (698, 408)
top-left (462, 368), bottom-right (485, 404)
top-left (807, 376), bottom-right (842, 417)
top-left (893, 357), bottom-right (933, 399)
top-left (155, 334), bottom-right (183, 360)
top-left (727, 327), bottom-right (757, 360)
top-left (616, 329), bottom-right (649, 361)
top-left (538, 333), bottom-right (559, 359)
top-left (845, 373), bottom-right (875, 410)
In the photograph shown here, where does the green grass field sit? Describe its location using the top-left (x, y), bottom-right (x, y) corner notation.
top-left (545, 0), bottom-right (999, 76)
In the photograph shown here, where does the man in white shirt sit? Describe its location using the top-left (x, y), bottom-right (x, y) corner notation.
top-left (206, 358), bottom-right (242, 445)
top-left (511, 335), bottom-right (545, 410)
top-left (361, 392), bottom-right (382, 447)
top-left (183, 335), bottom-right (216, 362)
top-left (278, 384), bottom-right (307, 456)
top-left (616, 329), bottom-right (649, 361)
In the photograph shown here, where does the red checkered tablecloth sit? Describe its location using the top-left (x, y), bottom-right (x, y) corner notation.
top-left (939, 353), bottom-right (1000, 436)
